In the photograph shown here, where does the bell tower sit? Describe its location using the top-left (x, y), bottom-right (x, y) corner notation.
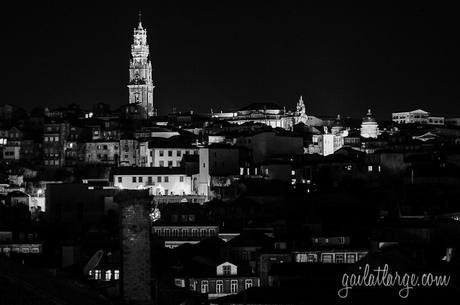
top-left (128, 12), bottom-right (157, 117)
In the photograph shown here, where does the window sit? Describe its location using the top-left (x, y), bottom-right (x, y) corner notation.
top-left (132, 177), bottom-right (137, 183)
top-left (346, 254), bottom-right (356, 264)
top-left (177, 150), bottom-right (181, 157)
top-left (159, 161), bottom-right (164, 167)
top-left (165, 189), bottom-right (169, 195)
top-left (148, 176), bottom-right (152, 184)
top-left (335, 254), bottom-right (345, 263)
top-left (105, 270), bottom-right (112, 281)
top-left (118, 177), bottom-right (122, 183)
top-left (95, 270), bottom-right (102, 280)
top-left (138, 177), bottom-right (143, 183)
top-left (203, 163), bottom-right (206, 168)
top-left (201, 280), bottom-right (208, 293)
top-left (180, 176), bottom-right (184, 182)
top-left (368, 165), bottom-right (373, 172)
top-left (157, 176), bottom-right (162, 182)
top-left (230, 280), bottom-right (238, 293)
top-left (245, 279), bottom-right (253, 289)
top-left (103, 145), bottom-right (108, 150)
top-left (168, 161), bottom-right (173, 167)
top-left (159, 150), bottom-right (164, 157)
top-left (339, 237), bottom-right (345, 244)
top-left (216, 280), bottom-right (223, 293)
top-left (307, 254), bottom-right (317, 263)
top-left (164, 176), bottom-right (169, 183)
top-left (168, 150), bottom-right (173, 157)
top-left (223, 265), bottom-right (231, 275)
top-left (322, 254), bottom-right (333, 263)
top-left (114, 270), bottom-right (120, 280)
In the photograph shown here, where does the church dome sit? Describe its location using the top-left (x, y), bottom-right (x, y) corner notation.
top-left (362, 109), bottom-right (377, 124)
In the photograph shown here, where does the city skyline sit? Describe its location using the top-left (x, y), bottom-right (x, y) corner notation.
top-left (3, 2), bottom-right (460, 119)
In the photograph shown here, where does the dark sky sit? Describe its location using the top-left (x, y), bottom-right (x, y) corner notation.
top-left (3, 1), bottom-right (460, 119)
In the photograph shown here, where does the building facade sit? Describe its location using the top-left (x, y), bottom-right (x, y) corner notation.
top-left (112, 167), bottom-right (194, 196)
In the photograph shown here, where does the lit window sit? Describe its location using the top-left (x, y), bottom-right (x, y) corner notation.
top-left (245, 279), bottom-right (253, 289)
top-left (201, 280), bottom-right (208, 293)
top-left (180, 176), bottom-right (184, 182)
top-left (335, 254), bottom-right (345, 264)
top-left (223, 265), bottom-right (231, 275)
top-left (105, 270), bottom-right (112, 281)
top-left (230, 280), bottom-right (238, 293)
top-left (114, 270), bottom-right (120, 280)
top-left (132, 177), bottom-right (137, 183)
top-left (95, 270), bottom-right (102, 280)
top-left (368, 165), bottom-right (373, 172)
top-left (216, 280), bottom-right (223, 293)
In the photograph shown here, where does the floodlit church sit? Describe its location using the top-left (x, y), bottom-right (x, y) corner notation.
top-left (360, 109), bottom-right (379, 138)
top-left (212, 96), bottom-right (309, 130)
top-left (128, 13), bottom-right (157, 117)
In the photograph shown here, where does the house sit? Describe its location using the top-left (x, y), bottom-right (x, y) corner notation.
top-left (197, 144), bottom-right (240, 197)
top-left (111, 167), bottom-right (194, 196)
top-left (142, 137), bottom-right (198, 168)
top-left (235, 130), bottom-right (303, 164)
top-left (175, 261), bottom-right (260, 299)
top-left (84, 141), bottom-right (119, 165)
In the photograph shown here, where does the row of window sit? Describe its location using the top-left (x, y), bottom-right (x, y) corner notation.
top-left (296, 252), bottom-right (367, 264)
top-left (158, 160), bottom-right (181, 167)
top-left (157, 149), bottom-right (198, 157)
top-left (191, 279), bottom-right (253, 294)
top-left (153, 227), bottom-right (217, 238)
top-left (44, 136), bottom-right (60, 142)
top-left (94, 144), bottom-right (119, 150)
top-left (89, 269), bottom-right (120, 281)
top-left (118, 176), bottom-right (185, 183)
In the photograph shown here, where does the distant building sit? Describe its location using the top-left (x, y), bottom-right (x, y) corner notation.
top-left (446, 117), bottom-right (460, 126)
top-left (236, 131), bottom-right (303, 164)
top-left (360, 109), bottom-right (379, 138)
top-left (197, 145), bottom-right (240, 197)
top-left (112, 167), bottom-right (194, 196)
top-left (84, 141), bottom-right (119, 165)
top-left (212, 96), bottom-right (308, 130)
top-left (43, 122), bottom-right (69, 166)
top-left (175, 261), bottom-right (260, 299)
top-left (392, 109), bottom-right (445, 125)
top-left (119, 139), bottom-right (139, 166)
top-left (140, 138), bottom-right (198, 168)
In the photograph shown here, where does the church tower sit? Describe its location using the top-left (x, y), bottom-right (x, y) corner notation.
top-left (128, 12), bottom-right (156, 117)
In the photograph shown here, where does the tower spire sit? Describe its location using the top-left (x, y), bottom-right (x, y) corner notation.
top-left (138, 10), bottom-right (143, 29)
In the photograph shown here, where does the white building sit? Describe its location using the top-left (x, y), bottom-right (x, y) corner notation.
top-left (360, 109), bottom-right (379, 138)
top-left (139, 141), bottom-right (199, 168)
top-left (392, 109), bottom-right (445, 125)
top-left (112, 167), bottom-right (193, 196)
top-left (211, 96), bottom-right (308, 130)
top-left (197, 145), bottom-right (240, 197)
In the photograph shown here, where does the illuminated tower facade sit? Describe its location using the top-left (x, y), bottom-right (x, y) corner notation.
top-left (128, 13), bottom-right (156, 117)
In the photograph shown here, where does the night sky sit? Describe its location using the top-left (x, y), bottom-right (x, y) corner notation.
top-left (3, 1), bottom-right (460, 119)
